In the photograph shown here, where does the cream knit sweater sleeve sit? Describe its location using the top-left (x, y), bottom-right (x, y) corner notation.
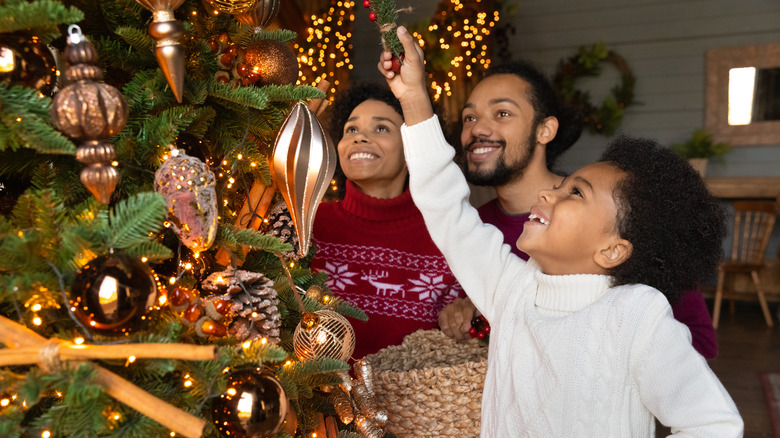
top-left (400, 116), bottom-right (530, 322)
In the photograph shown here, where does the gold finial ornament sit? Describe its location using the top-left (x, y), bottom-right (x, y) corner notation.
top-left (135, 0), bottom-right (186, 103)
top-left (204, 0), bottom-right (259, 14)
top-left (233, 0), bottom-right (280, 32)
top-left (271, 102), bottom-right (337, 257)
top-left (50, 25), bottom-right (129, 204)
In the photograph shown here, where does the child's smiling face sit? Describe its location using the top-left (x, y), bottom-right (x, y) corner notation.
top-left (517, 161), bottom-right (632, 276)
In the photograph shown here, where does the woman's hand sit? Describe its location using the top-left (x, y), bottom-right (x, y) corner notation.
top-left (377, 26), bottom-right (433, 125)
top-left (439, 297), bottom-right (478, 342)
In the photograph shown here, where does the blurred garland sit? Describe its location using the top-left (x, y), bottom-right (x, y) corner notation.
top-left (553, 43), bottom-right (636, 136)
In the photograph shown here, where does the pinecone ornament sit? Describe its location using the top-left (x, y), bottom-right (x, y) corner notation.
top-left (261, 198), bottom-right (301, 260)
top-left (201, 267), bottom-right (281, 343)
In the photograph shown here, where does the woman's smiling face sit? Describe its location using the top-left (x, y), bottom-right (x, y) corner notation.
top-left (337, 99), bottom-right (407, 198)
top-left (517, 161), bottom-right (629, 275)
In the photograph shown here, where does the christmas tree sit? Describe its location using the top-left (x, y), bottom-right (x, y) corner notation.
top-left (0, 1), bottom-right (387, 437)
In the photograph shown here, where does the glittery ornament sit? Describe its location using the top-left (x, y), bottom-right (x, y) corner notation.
top-left (204, 0), bottom-right (258, 14)
top-left (243, 39), bottom-right (298, 86)
top-left (0, 33), bottom-right (57, 95)
top-left (200, 267), bottom-right (281, 343)
top-left (69, 252), bottom-right (160, 337)
top-left (271, 103), bottom-right (337, 257)
top-left (154, 149), bottom-right (218, 252)
top-left (304, 285), bottom-right (323, 302)
top-left (50, 26), bottom-right (128, 204)
top-left (329, 387), bottom-right (354, 424)
top-left (234, 0), bottom-right (280, 32)
top-left (329, 361), bottom-right (388, 437)
top-left (212, 367), bottom-right (289, 438)
top-left (135, 0), bottom-right (187, 102)
top-left (293, 310), bottom-right (355, 362)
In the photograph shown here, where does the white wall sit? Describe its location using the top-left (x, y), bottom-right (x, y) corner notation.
top-left (503, 0), bottom-right (780, 176)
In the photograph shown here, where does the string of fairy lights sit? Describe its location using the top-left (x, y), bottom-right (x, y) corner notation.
top-left (412, 1), bottom-right (500, 102)
top-left (295, 0), bottom-right (356, 98)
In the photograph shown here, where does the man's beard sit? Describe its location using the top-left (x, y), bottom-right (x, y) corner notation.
top-left (462, 134), bottom-right (536, 187)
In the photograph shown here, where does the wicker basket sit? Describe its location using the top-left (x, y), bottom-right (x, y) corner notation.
top-left (363, 329), bottom-right (488, 437)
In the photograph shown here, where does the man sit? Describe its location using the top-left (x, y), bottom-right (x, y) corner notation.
top-left (439, 61), bottom-right (719, 358)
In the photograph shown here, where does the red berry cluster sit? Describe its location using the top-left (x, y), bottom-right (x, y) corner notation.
top-left (468, 315), bottom-right (491, 341)
top-left (207, 33), bottom-right (259, 87)
top-left (363, 0), bottom-right (377, 21)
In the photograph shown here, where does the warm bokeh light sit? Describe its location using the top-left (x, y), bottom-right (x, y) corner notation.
top-left (413, 3), bottom-right (500, 102)
top-left (295, 1), bottom-right (354, 97)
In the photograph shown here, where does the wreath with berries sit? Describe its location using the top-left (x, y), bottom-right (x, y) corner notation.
top-left (553, 43), bottom-right (636, 136)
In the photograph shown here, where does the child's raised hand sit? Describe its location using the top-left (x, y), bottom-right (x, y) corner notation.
top-left (377, 26), bottom-right (433, 125)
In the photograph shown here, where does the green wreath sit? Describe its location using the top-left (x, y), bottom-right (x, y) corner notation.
top-left (553, 43), bottom-right (636, 136)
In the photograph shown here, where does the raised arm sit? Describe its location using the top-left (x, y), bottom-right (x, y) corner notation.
top-left (378, 27), bottom-right (529, 322)
top-left (377, 26), bottom-right (433, 126)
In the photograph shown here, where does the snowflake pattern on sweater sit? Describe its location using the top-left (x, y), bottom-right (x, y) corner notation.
top-left (315, 241), bottom-right (462, 322)
top-left (310, 182), bottom-right (464, 358)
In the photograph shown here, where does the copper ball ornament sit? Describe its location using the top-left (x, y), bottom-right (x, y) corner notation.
top-left (0, 33), bottom-right (57, 95)
top-left (212, 368), bottom-right (289, 438)
top-left (243, 40), bottom-right (299, 86)
top-left (69, 252), bottom-right (160, 337)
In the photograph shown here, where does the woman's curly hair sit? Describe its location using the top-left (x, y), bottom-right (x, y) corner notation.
top-left (326, 81), bottom-right (403, 143)
top-left (600, 135), bottom-right (727, 304)
top-left (323, 82), bottom-right (404, 200)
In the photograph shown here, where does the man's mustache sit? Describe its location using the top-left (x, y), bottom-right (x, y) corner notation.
top-left (465, 138), bottom-right (506, 152)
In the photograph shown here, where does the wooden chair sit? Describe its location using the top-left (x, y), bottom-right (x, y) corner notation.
top-left (712, 200), bottom-right (778, 329)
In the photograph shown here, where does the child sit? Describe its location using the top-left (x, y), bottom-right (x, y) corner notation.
top-left (377, 27), bottom-right (742, 436)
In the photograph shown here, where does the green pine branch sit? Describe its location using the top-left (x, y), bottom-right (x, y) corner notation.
top-left (262, 84), bottom-right (326, 103)
top-left (135, 105), bottom-right (215, 155)
top-left (106, 192), bottom-right (167, 250)
top-left (207, 80), bottom-right (270, 110)
top-left (216, 225), bottom-right (293, 256)
top-left (325, 297), bottom-right (369, 322)
top-left (0, 84), bottom-right (76, 155)
top-left (0, 0), bottom-right (84, 43)
top-left (246, 28), bottom-right (298, 45)
top-left (276, 357), bottom-right (349, 400)
top-left (371, 0), bottom-right (406, 56)
top-left (114, 25), bottom-right (156, 53)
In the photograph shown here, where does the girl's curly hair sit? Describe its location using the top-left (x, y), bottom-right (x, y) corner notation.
top-left (600, 135), bottom-right (726, 304)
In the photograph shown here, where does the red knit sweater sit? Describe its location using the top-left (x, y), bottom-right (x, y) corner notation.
top-left (311, 181), bottom-right (463, 360)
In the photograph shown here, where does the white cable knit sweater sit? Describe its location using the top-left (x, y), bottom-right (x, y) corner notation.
top-left (400, 116), bottom-right (743, 437)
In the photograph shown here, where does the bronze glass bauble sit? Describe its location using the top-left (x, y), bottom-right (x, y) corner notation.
top-left (0, 33), bottom-right (57, 96)
top-left (212, 368), bottom-right (288, 438)
top-left (69, 253), bottom-right (159, 336)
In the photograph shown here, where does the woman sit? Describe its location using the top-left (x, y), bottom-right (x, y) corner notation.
top-left (310, 82), bottom-right (464, 359)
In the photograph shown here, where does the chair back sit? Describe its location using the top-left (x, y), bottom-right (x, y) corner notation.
top-left (727, 200), bottom-right (779, 265)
